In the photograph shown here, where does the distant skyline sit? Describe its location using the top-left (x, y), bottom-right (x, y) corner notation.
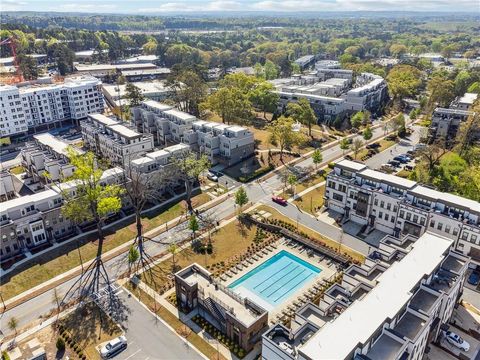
top-left (2, 0), bottom-right (479, 14)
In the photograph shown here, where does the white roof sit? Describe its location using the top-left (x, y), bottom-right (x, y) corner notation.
top-left (146, 149), bottom-right (170, 160)
top-left (101, 167), bottom-right (124, 179)
top-left (458, 93), bottom-right (478, 105)
top-left (360, 168), bottom-right (417, 189)
top-left (336, 159), bottom-right (367, 172)
top-left (88, 113), bottom-right (119, 127)
top-left (109, 124), bottom-right (141, 138)
top-left (1, 189), bottom-right (60, 213)
top-left (131, 157), bottom-right (155, 166)
top-left (33, 133), bottom-right (82, 156)
top-left (142, 100), bottom-right (173, 112)
top-left (299, 232), bottom-right (453, 360)
top-left (163, 109), bottom-right (196, 121)
top-left (75, 63), bottom-right (155, 71)
top-left (410, 185), bottom-right (480, 214)
top-left (164, 143), bottom-right (190, 153)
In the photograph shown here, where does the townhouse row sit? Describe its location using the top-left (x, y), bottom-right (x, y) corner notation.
top-left (263, 231), bottom-right (468, 360)
top-left (0, 167), bottom-right (125, 262)
top-left (131, 100), bottom-right (255, 166)
top-left (0, 76), bottom-right (104, 137)
top-left (325, 160), bottom-right (480, 263)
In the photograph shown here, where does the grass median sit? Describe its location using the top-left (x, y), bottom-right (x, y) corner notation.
top-left (0, 193), bottom-right (211, 301)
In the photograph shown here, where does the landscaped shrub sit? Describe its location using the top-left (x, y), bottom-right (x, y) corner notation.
top-left (56, 337), bottom-right (65, 351)
top-left (2, 351), bottom-right (10, 360)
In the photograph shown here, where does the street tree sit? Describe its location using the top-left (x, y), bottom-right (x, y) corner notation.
top-left (427, 75), bottom-right (455, 108)
top-left (234, 186), bottom-right (249, 213)
top-left (287, 173), bottom-right (298, 196)
top-left (173, 153), bottom-right (210, 212)
top-left (339, 138), bottom-right (350, 154)
top-left (287, 98), bottom-right (317, 136)
top-left (7, 317), bottom-right (18, 336)
top-left (202, 87), bottom-right (252, 124)
top-left (169, 243), bottom-right (179, 273)
top-left (60, 150), bottom-right (123, 301)
top-left (189, 215), bottom-right (199, 238)
top-left (363, 125), bottom-right (373, 141)
top-left (350, 111), bottom-right (363, 129)
top-left (269, 116), bottom-right (303, 160)
top-left (312, 148), bottom-right (323, 170)
top-left (351, 138), bottom-right (364, 160)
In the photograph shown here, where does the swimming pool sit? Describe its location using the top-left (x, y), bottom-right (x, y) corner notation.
top-left (228, 250), bottom-right (321, 310)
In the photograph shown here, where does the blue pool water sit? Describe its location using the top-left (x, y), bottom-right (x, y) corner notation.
top-left (228, 250), bottom-right (321, 310)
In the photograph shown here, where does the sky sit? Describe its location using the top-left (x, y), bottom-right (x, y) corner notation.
top-left (2, 0), bottom-right (479, 13)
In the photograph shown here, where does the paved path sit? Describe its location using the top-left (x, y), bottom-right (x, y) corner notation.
top-left (0, 117), bottom-right (414, 337)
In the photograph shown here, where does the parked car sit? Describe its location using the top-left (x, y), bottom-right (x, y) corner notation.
top-left (206, 172), bottom-right (219, 182)
top-left (381, 164), bottom-right (395, 172)
top-left (366, 142), bottom-right (381, 149)
top-left (393, 155), bottom-right (409, 164)
top-left (445, 331), bottom-right (470, 352)
top-left (404, 165), bottom-right (414, 171)
top-left (414, 143), bottom-right (427, 151)
top-left (100, 336), bottom-right (127, 358)
top-left (388, 160), bottom-right (401, 168)
top-left (344, 155), bottom-right (353, 160)
top-left (468, 271), bottom-right (480, 286)
top-left (272, 196), bottom-right (288, 206)
top-left (406, 150), bottom-right (416, 157)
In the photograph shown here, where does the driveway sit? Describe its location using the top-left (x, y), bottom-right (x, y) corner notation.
top-left (116, 291), bottom-right (205, 360)
top-left (437, 328), bottom-right (480, 360)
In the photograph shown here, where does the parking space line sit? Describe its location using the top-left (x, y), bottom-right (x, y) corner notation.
top-left (124, 348), bottom-right (142, 360)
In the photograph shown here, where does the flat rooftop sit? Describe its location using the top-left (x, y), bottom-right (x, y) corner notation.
top-left (298, 232), bottom-right (453, 360)
top-left (458, 92), bottom-right (478, 105)
top-left (109, 124), bottom-right (142, 139)
top-left (409, 185), bottom-right (480, 214)
top-left (142, 100), bottom-right (173, 112)
top-left (395, 312), bottom-right (426, 340)
top-left (360, 168), bottom-right (417, 189)
top-left (88, 113), bottom-right (119, 127)
top-left (366, 333), bottom-right (405, 360)
top-left (409, 288), bottom-right (439, 314)
top-left (33, 133), bottom-right (83, 156)
top-left (336, 159), bottom-right (367, 172)
top-left (76, 63), bottom-right (156, 71)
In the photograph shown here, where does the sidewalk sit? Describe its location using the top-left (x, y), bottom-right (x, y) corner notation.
top-left (2, 189), bottom-right (230, 311)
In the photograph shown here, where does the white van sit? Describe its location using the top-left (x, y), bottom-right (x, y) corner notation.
top-left (100, 336), bottom-right (127, 358)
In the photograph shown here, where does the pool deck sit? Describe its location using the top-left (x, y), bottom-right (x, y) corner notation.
top-left (221, 241), bottom-right (337, 316)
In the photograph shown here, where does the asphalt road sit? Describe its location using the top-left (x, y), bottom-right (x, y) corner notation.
top-left (115, 291), bottom-right (205, 360)
top-left (0, 117), bottom-right (415, 337)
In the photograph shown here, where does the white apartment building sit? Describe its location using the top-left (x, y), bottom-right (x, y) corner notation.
top-left (325, 160), bottom-right (480, 263)
top-left (81, 113), bottom-right (154, 166)
top-left (21, 133), bottom-right (83, 183)
top-left (102, 81), bottom-right (174, 108)
top-left (131, 100), bottom-right (255, 165)
top-left (262, 232), bottom-right (469, 360)
top-left (273, 66), bottom-right (387, 123)
top-left (0, 76), bottom-right (103, 137)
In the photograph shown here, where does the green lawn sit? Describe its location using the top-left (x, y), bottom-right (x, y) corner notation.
top-left (293, 185), bottom-right (326, 214)
top-left (0, 193), bottom-right (211, 301)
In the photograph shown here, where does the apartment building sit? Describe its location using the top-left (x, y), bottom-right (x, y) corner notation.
top-left (183, 121), bottom-right (255, 166)
top-left (262, 232), bottom-right (469, 360)
top-left (294, 55), bottom-right (316, 69)
top-left (429, 92), bottom-right (477, 142)
top-left (131, 100), bottom-right (255, 165)
top-left (325, 160), bottom-right (480, 263)
top-left (273, 65), bottom-right (387, 123)
top-left (21, 133), bottom-right (82, 183)
top-left (81, 113), bottom-right (154, 166)
top-left (175, 263), bottom-right (269, 352)
top-left (0, 76), bottom-right (103, 137)
top-left (0, 167), bottom-right (125, 262)
top-left (74, 63), bottom-right (157, 80)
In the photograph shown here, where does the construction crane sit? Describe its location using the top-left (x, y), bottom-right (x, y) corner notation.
top-left (0, 37), bottom-right (24, 83)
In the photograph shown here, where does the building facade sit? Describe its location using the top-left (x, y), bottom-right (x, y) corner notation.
top-left (81, 113), bottom-right (154, 166)
top-left (21, 133), bottom-right (82, 183)
top-left (131, 100), bottom-right (255, 165)
top-left (262, 232), bottom-right (469, 360)
top-left (324, 160), bottom-right (480, 263)
top-left (0, 77), bottom-right (103, 137)
top-left (175, 263), bottom-right (269, 352)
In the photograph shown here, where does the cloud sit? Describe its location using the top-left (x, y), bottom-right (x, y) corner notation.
top-left (53, 3), bottom-right (118, 12)
top-left (2, 0), bottom-right (28, 11)
top-left (138, 1), bottom-right (243, 12)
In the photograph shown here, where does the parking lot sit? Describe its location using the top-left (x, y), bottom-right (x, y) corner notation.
top-left (432, 328), bottom-right (480, 360)
top-left (114, 291), bottom-right (204, 360)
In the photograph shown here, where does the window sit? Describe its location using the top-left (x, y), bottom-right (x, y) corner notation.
top-left (385, 214), bottom-right (389, 221)
top-left (420, 218), bottom-right (425, 226)
top-left (399, 210), bottom-right (405, 218)
top-left (453, 228), bottom-right (459, 236)
top-left (391, 217), bottom-right (395, 223)
top-left (406, 213), bottom-right (411, 221)
top-left (393, 206), bottom-right (398, 212)
top-left (387, 203), bottom-right (391, 211)
top-left (333, 193), bottom-right (343, 202)
top-left (374, 199), bottom-right (378, 206)
top-left (445, 225), bottom-right (451, 234)
top-left (380, 201), bottom-right (385, 208)
top-left (462, 232), bottom-right (469, 240)
top-left (437, 223), bottom-right (443, 231)
top-left (430, 220), bottom-right (435, 228)
top-left (471, 235), bottom-right (478, 243)
top-left (379, 212), bottom-right (383, 219)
